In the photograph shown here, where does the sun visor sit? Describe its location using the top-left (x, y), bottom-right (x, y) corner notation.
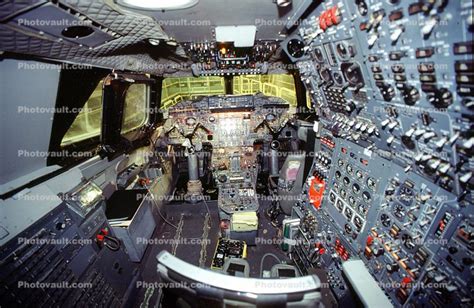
top-left (215, 25), bottom-right (256, 47)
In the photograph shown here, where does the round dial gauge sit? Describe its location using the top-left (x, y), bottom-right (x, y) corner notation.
top-left (185, 117), bottom-right (196, 126)
top-left (362, 191), bottom-right (371, 202)
top-left (265, 113), bottom-right (276, 121)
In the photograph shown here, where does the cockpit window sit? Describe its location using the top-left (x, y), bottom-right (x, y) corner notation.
top-left (161, 74), bottom-right (297, 108)
top-left (121, 83), bottom-right (150, 134)
top-left (61, 80), bottom-right (103, 147)
top-left (161, 76), bottom-right (225, 108)
top-left (233, 74), bottom-right (297, 106)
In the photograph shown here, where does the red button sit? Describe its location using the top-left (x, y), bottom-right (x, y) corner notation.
top-left (319, 13), bottom-right (328, 31)
top-left (325, 10), bottom-right (334, 27)
top-left (401, 277), bottom-right (413, 288)
top-left (331, 6), bottom-right (341, 25)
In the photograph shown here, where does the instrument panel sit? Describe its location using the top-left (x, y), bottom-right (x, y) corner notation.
top-left (164, 94), bottom-right (292, 145)
top-left (164, 94), bottom-right (294, 215)
top-left (284, 0), bottom-right (473, 306)
top-left (184, 41), bottom-right (278, 76)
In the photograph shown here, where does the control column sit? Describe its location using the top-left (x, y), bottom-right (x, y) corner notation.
top-left (186, 145), bottom-right (202, 203)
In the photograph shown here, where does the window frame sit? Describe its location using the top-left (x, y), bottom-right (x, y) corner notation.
top-left (48, 66), bottom-right (109, 167)
top-left (49, 69), bottom-right (158, 166)
top-left (100, 73), bottom-right (158, 159)
top-left (60, 79), bottom-right (105, 147)
top-left (120, 82), bottom-right (151, 136)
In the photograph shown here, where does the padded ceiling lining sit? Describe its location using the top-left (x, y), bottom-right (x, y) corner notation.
top-left (132, 0), bottom-right (305, 42)
top-left (0, 0), bottom-right (172, 74)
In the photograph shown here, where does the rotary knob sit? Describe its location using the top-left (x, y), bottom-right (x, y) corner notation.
top-left (428, 88), bottom-right (453, 108)
top-left (402, 85), bottom-right (420, 105)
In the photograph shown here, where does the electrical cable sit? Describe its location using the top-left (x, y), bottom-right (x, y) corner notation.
top-left (259, 253), bottom-right (281, 278)
top-left (150, 193), bottom-right (179, 230)
top-left (103, 235), bottom-right (121, 251)
top-left (202, 198), bottom-right (212, 227)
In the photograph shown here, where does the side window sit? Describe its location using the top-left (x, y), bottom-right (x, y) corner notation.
top-left (61, 80), bottom-right (103, 147)
top-left (121, 83), bottom-right (149, 134)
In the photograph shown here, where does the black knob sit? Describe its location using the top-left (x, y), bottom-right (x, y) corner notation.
top-left (401, 135), bottom-right (416, 150)
top-left (218, 174), bottom-right (227, 183)
top-left (380, 83), bottom-right (395, 101)
top-left (448, 246), bottom-right (458, 254)
top-left (345, 101), bottom-right (356, 113)
top-left (429, 88), bottom-right (453, 108)
top-left (271, 140), bottom-right (280, 150)
top-left (386, 262), bottom-right (399, 273)
top-left (403, 85), bottom-right (419, 105)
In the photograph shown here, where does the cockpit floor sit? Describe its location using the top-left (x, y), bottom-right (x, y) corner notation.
top-left (133, 199), bottom-right (290, 307)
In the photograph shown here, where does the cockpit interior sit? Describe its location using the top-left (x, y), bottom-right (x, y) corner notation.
top-left (0, 0), bottom-right (472, 307)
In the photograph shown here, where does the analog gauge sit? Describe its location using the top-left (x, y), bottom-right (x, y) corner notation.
top-left (319, 66), bottom-right (332, 82)
top-left (352, 183), bottom-right (361, 194)
top-left (367, 177), bottom-right (377, 191)
top-left (287, 39), bottom-right (305, 58)
top-left (340, 188), bottom-right (347, 199)
top-left (358, 204), bottom-right (368, 215)
top-left (345, 207), bottom-right (354, 220)
top-left (394, 203), bottom-right (405, 220)
top-left (362, 191), bottom-right (371, 202)
top-left (346, 164), bottom-right (354, 175)
top-left (265, 113), bottom-right (276, 122)
top-left (335, 170), bottom-right (342, 179)
top-left (335, 42), bottom-right (354, 60)
top-left (330, 192), bottom-right (336, 203)
top-left (399, 185), bottom-right (414, 204)
top-left (353, 216), bottom-right (364, 230)
top-left (333, 182), bottom-right (340, 191)
top-left (336, 42), bottom-right (348, 58)
top-left (333, 72), bottom-right (344, 85)
top-left (356, 170), bottom-right (364, 180)
top-left (185, 117), bottom-right (196, 126)
top-left (356, 0), bottom-right (368, 16)
top-left (348, 195), bottom-right (356, 206)
top-left (341, 62), bottom-right (364, 86)
top-left (343, 176), bottom-right (350, 186)
top-left (344, 223), bottom-right (353, 234)
top-left (381, 213), bottom-right (391, 227)
top-left (338, 159), bottom-right (345, 167)
top-left (336, 200), bottom-right (344, 212)
top-left (314, 47), bottom-right (324, 62)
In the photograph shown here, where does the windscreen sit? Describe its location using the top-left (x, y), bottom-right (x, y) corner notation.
top-left (233, 74), bottom-right (297, 106)
top-left (161, 74), bottom-right (298, 108)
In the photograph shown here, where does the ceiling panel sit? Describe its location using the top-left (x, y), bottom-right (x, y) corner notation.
top-left (129, 0), bottom-right (306, 42)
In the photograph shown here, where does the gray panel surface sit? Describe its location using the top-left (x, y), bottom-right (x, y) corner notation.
top-left (0, 59), bottom-right (60, 185)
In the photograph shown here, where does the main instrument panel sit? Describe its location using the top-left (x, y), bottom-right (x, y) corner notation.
top-left (164, 94), bottom-right (294, 215)
top-left (283, 0), bottom-right (473, 306)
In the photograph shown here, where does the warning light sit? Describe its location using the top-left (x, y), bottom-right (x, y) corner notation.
top-left (308, 177), bottom-right (326, 209)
